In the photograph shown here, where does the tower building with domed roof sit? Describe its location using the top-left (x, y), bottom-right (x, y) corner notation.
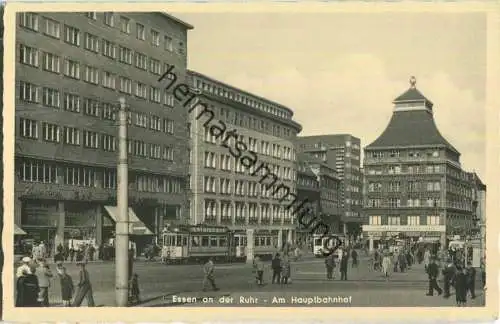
top-left (362, 77), bottom-right (478, 250)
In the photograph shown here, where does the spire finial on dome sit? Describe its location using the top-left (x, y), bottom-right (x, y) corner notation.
top-left (410, 76), bottom-right (417, 88)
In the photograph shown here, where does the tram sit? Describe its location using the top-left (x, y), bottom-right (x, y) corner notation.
top-left (312, 233), bottom-right (345, 258)
top-left (161, 225), bottom-right (280, 263)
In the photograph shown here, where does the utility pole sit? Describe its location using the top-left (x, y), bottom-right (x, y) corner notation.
top-left (115, 97), bottom-right (130, 306)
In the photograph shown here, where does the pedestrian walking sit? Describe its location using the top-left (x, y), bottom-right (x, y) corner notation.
top-left (351, 249), bottom-right (358, 268)
top-left (202, 257), bottom-right (219, 292)
top-left (271, 253), bottom-right (282, 284)
top-left (382, 253), bottom-right (392, 279)
top-left (128, 248), bottom-right (134, 280)
top-left (454, 266), bottom-right (468, 306)
top-left (325, 254), bottom-right (335, 280)
top-left (57, 264), bottom-right (74, 307)
top-left (442, 259), bottom-right (456, 299)
top-left (16, 264), bottom-right (40, 307)
top-left (426, 258), bottom-right (443, 296)
top-left (253, 256), bottom-right (265, 286)
top-left (16, 256), bottom-right (33, 278)
top-left (466, 261), bottom-right (476, 299)
top-left (35, 259), bottom-right (53, 306)
top-left (398, 252), bottom-right (407, 273)
top-left (424, 249), bottom-right (431, 272)
top-left (73, 261), bottom-right (95, 307)
top-left (480, 260), bottom-right (486, 290)
top-left (129, 273), bottom-right (140, 303)
top-left (339, 252), bottom-right (348, 280)
top-left (281, 256), bottom-right (291, 285)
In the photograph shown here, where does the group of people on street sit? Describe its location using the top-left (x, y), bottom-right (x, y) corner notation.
top-left (15, 256), bottom-right (95, 307)
top-left (426, 255), bottom-right (484, 307)
top-left (324, 248), bottom-right (358, 281)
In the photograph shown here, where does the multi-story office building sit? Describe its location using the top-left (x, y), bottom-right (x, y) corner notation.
top-left (186, 70), bottom-right (302, 248)
top-left (296, 134), bottom-right (363, 235)
top-left (470, 172), bottom-right (486, 259)
top-left (362, 77), bottom-right (478, 250)
top-left (295, 153), bottom-right (321, 242)
top-left (15, 12), bottom-right (192, 252)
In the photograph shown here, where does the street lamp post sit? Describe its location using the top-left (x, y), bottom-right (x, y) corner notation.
top-left (115, 97), bottom-right (130, 306)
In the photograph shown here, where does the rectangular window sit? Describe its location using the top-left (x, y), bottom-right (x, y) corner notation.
top-left (162, 146), bottom-right (174, 161)
top-left (135, 53), bottom-right (147, 70)
top-left (19, 82), bottom-right (39, 102)
top-left (84, 98), bottom-right (100, 117)
top-left (44, 18), bottom-right (60, 38)
top-left (20, 13), bottom-right (39, 31)
top-left (103, 170), bottom-right (116, 189)
top-left (134, 112), bottom-right (148, 128)
top-left (135, 82), bottom-right (148, 99)
top-left (119, 16), bottom-right (130, 34)
top-left (83, 130), bottom-right (99, 149)
top-left (103, 12), bottom-right (114, 27)
top-left (164, 35), bottom-right (173, 51)
top-left (426, 216), bottom-right (440, 226)
top-left (149, 58), bottom-right (161, 75)
top-left (102, 71), bottom-right (116, 89)
top-left (63, 127), bottom-right (80, 145)
top-left (118, 46), bottom-right (133, 64)
top-left (63, 93), bottom-right (80, 112)
top-left (136, 23), bottom-right (145, 40)
top-left (64, 25), bottom-right (80, 46)
top-left (42, 52), bottom-right (60, 73)
top-left (63, 59), bottom-right (80, 79)
top-left (388, 216), bottom-right (400, 225)
top-left (150, 87), bottom-right (161, 103)
top-left (19, 159), bottom-right (57, 183)
top-left (102, 40), bottom-right (117, 59)
top-left (42, 87), bottom-right (60, 108)
top-left (102, 134), bottom-right (116, 152)
top-left (151, 29), bottom-right (160, 46)
top-left (369, 216), bottom-right (381, 225)
top-left (150, 115), bottom-right (162, 131)
top-left (407, 216), bottom-right (420, 225)
top-left (150, 144), bottom-right (162, 159)
top-left (164, 93), bottom-right (175, 107)
top-left (163, 119), bottom-right (174, 134)
top-left (19, 118), bottom-right (38, 139)
top-left (64, 166), bottom-right (95, 187)
top-left (102, 103), bottom-right (116, 121)
top-left (41, 122), bottom-right (60, 142)
top-left (84, 33), bottom-right (99, 53)
top-left (19, 44), bottom-right (39, 67)
top-left (84, 65), bottom-right (99, 84)
top-left (119, 77), bottom-right (132, 94)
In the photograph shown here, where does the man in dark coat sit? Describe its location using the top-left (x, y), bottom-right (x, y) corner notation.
top-left (466, 261), bottom-right (476, 299)
top-left (426, 258), bottom-right (443, 296)
top-left (442, 259), bottom-right (456, 298)
top-left (72, 262), bottom-right (95, 307)
top-left (16, 266), bottom-right (40, 307)
top-left (340, 251), bottom-right (349, 281)
top-left (325, 254), bottom-right (335, 280)
top-left (271, 253), bottom-right (282, 284)
top-left (128, 248), bottom-right (134, 280)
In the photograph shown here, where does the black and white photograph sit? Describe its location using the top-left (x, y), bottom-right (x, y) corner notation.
top-left (3, 3), bottom-right (498, 320)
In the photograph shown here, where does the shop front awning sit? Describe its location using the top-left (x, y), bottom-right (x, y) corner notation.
top-left (14, 224), bottom-right (27, 235)
top-left (104, 206), bottom-right (154, 235)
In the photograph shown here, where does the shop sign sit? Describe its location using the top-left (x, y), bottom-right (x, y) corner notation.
top-left (363, 225), bottom-right (445, 232)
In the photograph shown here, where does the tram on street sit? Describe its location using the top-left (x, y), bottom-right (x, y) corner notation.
top-left (232, 230), bottom-right (278, 261)
top-left (312, 233), bottom-right (345, 257)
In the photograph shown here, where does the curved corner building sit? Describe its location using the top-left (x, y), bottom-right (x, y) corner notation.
top-left (362, 77), bottom-right (478, 250)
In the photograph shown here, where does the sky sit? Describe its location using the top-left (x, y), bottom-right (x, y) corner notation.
top-left (176, 12), bottom-right (487, 179)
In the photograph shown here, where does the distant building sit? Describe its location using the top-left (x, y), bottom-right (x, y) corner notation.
top-left (470, 172), bottom-right (486, 258)
top-left (296, 153), bottom-right (342, 236)
top-left (295, 154), bottom-right (321, 242)
top-left (15, 12), bottom-right (193, 252)
top-left (186, 70), bottom-right (302, 248)
top-left (363, 77), bottom-right (478, 250)
top-left (296, 134), bottom-right (363, 236)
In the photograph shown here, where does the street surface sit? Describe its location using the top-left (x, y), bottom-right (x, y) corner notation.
top-left (14, 253), bottom-right (485, 307)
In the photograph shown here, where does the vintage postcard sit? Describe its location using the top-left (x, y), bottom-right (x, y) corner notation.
top-left (2, 1), bottom-right (499, 322)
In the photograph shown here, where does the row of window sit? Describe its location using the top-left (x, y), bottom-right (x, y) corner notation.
top-left (18, 118), bottom-right (176, 161)
top-left (368, 150), bottom-right (440, 159)
top-left (368, 181), bottom-right (441, 193)
top-left (203, 151), bottom-right (296, 181)
top-left (17, 159), bottom-right (182, 192)
top-left (192, 76), bottom-right (292, 121)
top-left (366, 197), bottom-right (473, 209)
top-left (204, 199), bottom-right (294, 221)
top-left (20, 12), bottom-right (184, 55)
top-left (297, 176), bottom-right (319, 188)
top-left (368, 215), bottom-right (441, 226)
top-left (365, 164), bottom-right (444, 175)
top-left (202, 177), bottom-right (297, 200)
top-left (202, 127), bottom-right (295, 161)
